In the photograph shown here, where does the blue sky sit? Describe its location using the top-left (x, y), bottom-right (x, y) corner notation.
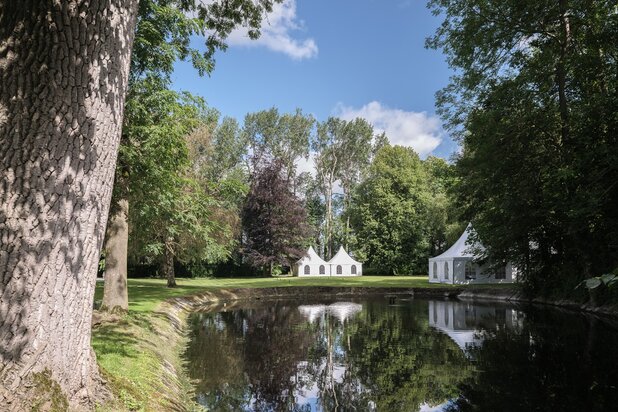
top-left (172, 0), bottom-right (456, 159)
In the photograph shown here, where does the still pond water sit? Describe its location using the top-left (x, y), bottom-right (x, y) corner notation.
top-left (185, 297), bottom-right (618, 411)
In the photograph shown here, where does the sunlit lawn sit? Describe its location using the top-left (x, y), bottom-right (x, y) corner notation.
top-left (93, 275), bottom-right (443, 313)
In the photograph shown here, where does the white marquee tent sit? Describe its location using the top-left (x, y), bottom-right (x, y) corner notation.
top-left (294, 246), bottom-right (330, 276)
top-left (294, 246), bottom-right (362, 277)
top-left (327, 246), bottom-right (363, 276)
top-left (429, 224), bottom-right (516, 284)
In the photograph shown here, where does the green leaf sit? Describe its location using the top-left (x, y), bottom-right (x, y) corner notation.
top-left (584, 278), bottom-right (602, 289)
top-left (600, 274), bottom-right (616, 285)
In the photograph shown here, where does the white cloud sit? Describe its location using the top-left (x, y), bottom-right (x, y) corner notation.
top-left (334, 101), bottom-right (443, 157)
top-left (227, 0), bottom-right (318, 60)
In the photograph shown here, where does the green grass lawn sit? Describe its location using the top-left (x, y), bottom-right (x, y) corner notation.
top-left (93, 275), bottom-right (443, 313)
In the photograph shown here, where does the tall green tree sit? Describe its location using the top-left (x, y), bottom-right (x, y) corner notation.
top-left (296, 172), bottom-right (327, 254)
top-left (103, 0), bottom-right (285, 309)
top-left (349, 146), bottom-right (431, 275)
top-left (423, 156), bottom-right (462, 256)
top-left (187, 117), bottom-right (250, 270)
top-left (124, 85), bottom-right (228, 288)
top-left (243, 107), bottom-right (314, 192)
top-left (428, 0), bottom-right (618, 296)
top-left (313, 117), bottom-right (374, 257)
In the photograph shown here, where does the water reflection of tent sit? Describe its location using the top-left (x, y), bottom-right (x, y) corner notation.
top-left (428, 300), bottom-right (521, 353)
top-left (298, 302), bottom-right (363, 323)
top-left (298, 304), bottom-right (326, 323)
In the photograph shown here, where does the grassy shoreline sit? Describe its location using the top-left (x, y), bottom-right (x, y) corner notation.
top-left (91, 276), bottom-right (508, 411)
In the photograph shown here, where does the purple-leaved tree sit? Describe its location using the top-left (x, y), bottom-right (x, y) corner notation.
top-left (242, 159), bottom-right (311, 275)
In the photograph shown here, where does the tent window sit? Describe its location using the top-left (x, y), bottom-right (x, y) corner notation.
top-left (336, 265), bottom-right (342, 275)
top-left (495, 266), bottom-right (507, 279)
top-left (319, 265), bottom-right (325, 275)
top-left (351, 265), bottom-right (357, 275)
top-left (465, 262), bottom-right (476, 280)
top-left (304, 265), bottom-right (310, 275)
top-left (444, 262), bottom-right (449, 280)
top-left (433, 262), bottom-right (438, 279)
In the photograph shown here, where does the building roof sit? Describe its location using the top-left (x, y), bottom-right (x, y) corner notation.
top-left (296, 246), bottom-right (328, 265)
top-left (328, 246), bottom-right (362, 265)
top-left (429, 224), bottom-right (484, 261)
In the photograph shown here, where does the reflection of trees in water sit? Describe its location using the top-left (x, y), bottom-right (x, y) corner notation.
top-left (242, 305), bottom-right (318, 411)
top-left (185, 299), bottom-right (471, 412)
top-left (186, 299), bottom-right (618, 411)
top-left (185, 303), bottom-right (320, 411)
top-left (185, 310), bottom-right (249, 411)
top-left (446, 308), bottom-right (618, 412)
top-left (340, 301), bottom-right (472, 411)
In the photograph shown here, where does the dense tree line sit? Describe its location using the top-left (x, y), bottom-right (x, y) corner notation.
top-left (109, 97), bottom-right (458, 280)
top-left (427, 0), bottom-right (618, 297)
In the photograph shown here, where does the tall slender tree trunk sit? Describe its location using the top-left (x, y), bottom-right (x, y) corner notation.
top-left (343, 188), bottom-right (351, 251)
top-left (163, 237), bottom-right (176, 288)
top-left (0, 1), bottom-right (138, 409)
top-left (325, 184), bottom-right (333, 258)
top-left (345, 215), bottom-right (350, 251)
top-left (557, 0), bottom-right (571, 145)
top-left (102, 199), bottom-right (129, 312)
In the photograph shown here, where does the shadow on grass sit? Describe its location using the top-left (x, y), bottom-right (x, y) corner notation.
top-left (91, 322), bottom-right (142, 359)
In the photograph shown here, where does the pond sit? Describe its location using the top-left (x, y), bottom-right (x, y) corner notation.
top-left (185, 297), bottom-right (618, 411)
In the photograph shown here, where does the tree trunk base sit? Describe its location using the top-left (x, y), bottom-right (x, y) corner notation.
top-left (1, 356), bottom-right (111, 411)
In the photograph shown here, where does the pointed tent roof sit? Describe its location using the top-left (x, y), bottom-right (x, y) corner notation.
top-left (296, 246), bottom-right (328, 265)
top-left (328, 246), bottom-right (362, 265)
top-left (430, 223), bottom-right (484, 261)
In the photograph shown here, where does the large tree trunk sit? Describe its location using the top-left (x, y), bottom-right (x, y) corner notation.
top-left (0, 1), bottom-right (138, 409)
top-left (102, 199), bottom-right (129, 312)
top-left (163, 237), bottom-right (176, 288)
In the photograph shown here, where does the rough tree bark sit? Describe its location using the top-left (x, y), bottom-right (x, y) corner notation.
top-left (102, 199), bottom-right (129, 312)
top-left (0, 0), bottom-right (138, 409)
top-left (163, 237), bottom-right (176, 288)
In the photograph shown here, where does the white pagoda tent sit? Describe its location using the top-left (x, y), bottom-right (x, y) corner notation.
top-left (428, 224), bottom-right (516, 284)
top-left (294, 246), bottom-right (363, 277)
top-left (327, 246), bottom-right (362, 276)
top-left (294, 246), bottom-right (330, 276)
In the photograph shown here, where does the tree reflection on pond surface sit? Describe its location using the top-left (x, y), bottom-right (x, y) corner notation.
top-left (184, 298), bottom-right (618, 412)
